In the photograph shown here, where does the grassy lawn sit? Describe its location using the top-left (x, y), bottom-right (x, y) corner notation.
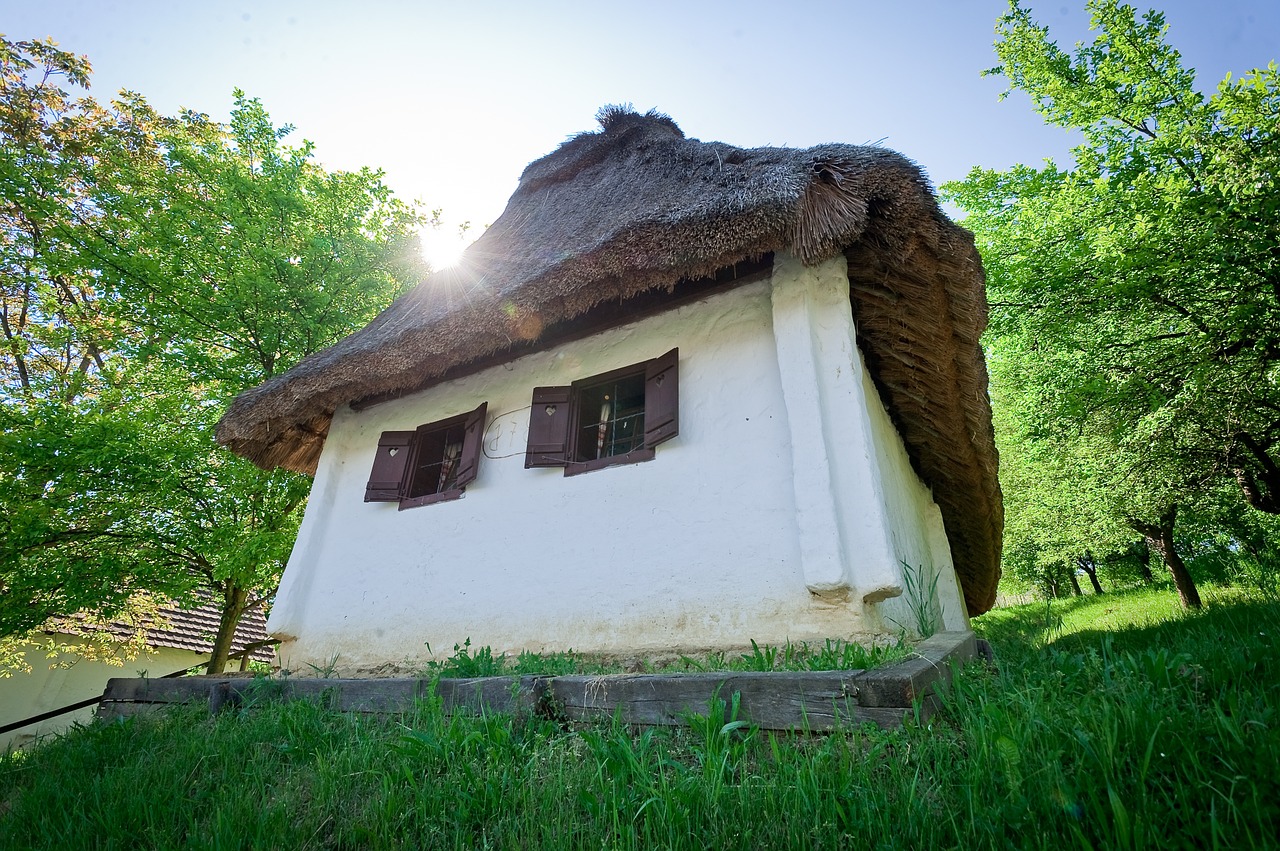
top-left (1, 586), bottom-right (1276, 850)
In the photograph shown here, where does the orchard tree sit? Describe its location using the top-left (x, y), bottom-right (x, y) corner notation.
top-left (989, 322), bottom-right (1209, 607)
top-left (945, 1), bottom-right (1280, 606)
top-left (1, 38), bottom-right (192, 644)
top-left (98, 92), bottom-right (426, 671)
top-left (103, 91), bottom-right (424, 391)
top-left (0, 37), bottom-right (426, 672)
top-left (989, 339), bottom-right (1130, 586)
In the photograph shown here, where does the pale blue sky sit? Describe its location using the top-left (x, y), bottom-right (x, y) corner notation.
top-left (7, 1), bottom-right (1277, 256)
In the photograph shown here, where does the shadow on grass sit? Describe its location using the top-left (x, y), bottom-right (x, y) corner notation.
top-left (976, 586), bottom-right (1278, 686)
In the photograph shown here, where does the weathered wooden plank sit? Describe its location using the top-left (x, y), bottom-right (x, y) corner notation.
top-left (547, 671), bottom-right (903, 731)
top-left (916, 630), bottom-right (977, 666)
top-left (433, 676), bottom-right (545, 716)
top-left (94, 632), bottom-right (981, 732)
top-left (95, 701), bottom-right (168, 721)
top-left (273, 678), bottom-right (339, 707)
top-left (856, 659), bottom-right (935, 706)
top-left (328, 679), bottom-right (422, 713)
top-left (102, 677), bottom-right (228, 704)
top-left (276, 678), bottom-right (398, 710)
top-left (856, 630), bottom-right (976, 707)
top-left (208, 680), bottom-right (241, 714)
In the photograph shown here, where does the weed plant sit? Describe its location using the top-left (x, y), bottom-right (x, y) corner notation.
top-left (1, 586), bottom-right (1276, 849)
top-left (420, 636), bottom-right (910, 679)
top-left (890, 559), bottom-right (942, 638)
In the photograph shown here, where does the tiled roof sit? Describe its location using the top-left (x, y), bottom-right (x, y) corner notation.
top-left (80, 603), bottom-right (276, 664)
top-left (142, 603), bottom-right (276, 663)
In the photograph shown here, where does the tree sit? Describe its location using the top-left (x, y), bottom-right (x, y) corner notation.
top-left (1, 38), bottom-right (195, 641)
top-left (1, 38), bottom-right (426, 672)
top-left (944, 1), bottom-right (1280, 606)
top-left (989, 325), bottom-right (1212, 606)
top-left (97, 92), bottom-right (425, 671)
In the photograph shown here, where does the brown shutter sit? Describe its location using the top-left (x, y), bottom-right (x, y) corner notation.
top-left (525, 386), bottom-right (572, 468)
top-left (364, 431), bottom-right (414, 502)
top-left (452, 401), bottom-right (488, 488)
top-left (643, 347), bottom-right (679, 448)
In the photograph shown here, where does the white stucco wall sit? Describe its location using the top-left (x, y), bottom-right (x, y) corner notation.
top-left (269, 254), bottom-right (967, 674)
top-left (860, 364), bottom-right (970, 633)
top-left (771, 252), bottom-right (967, 635)
top-left (0, 642), bottom-right (203, 750)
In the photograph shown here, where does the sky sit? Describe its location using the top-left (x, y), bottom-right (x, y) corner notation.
top-left (7, 1), bottom-right (1278, 264)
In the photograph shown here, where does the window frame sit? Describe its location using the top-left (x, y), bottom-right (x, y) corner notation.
top-left (364, 401), bottom-right (487, 510)
top-left (524, 348), bottom-right (678, 476)
top-left (563, 359), bottom-right (655, 475)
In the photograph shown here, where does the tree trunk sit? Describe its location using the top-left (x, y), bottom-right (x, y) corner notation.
top-left (1145, 531), bottom-right (1202, 610)
top-left (1068, 569), bottom-right (1083, 597)
top-left (1231, 434), bottom-right (1280, 514)
top-left (1135, 540), bottom-right (1155, 583)
top-left (1078, 552), bottom-right (1104, 595)
top-left (1131, 505), bottom-right (1202, 610)
top-left (207, 584), bottom-right (249, 674)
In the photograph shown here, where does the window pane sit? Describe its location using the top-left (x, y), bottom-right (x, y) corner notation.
top-left (574, 372), bottom-right (646, 461)
top-left (407, 422), bottom-right (467, 497)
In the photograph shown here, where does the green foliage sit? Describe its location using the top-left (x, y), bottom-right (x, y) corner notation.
top-left (103, 90), bottom-right (423, 388)
top-left (735, 637), bottom-right (907, 673)
top-left (0, 36), bottom-right (426, 670)
top-left (419, 637), bottom-right (909, 680)
top-left (943, 1), bottom-right (1280, 602)
top-left (889, 560), bottom-right (942, 638)
top-left (0, 393), bottom-right (181, 637)
top-left (2, 588), bottom-right (1276, 849)
top-left (421, 638), bottom-right (506, 679)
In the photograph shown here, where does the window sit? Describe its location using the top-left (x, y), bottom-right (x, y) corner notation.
top-left (365, 402), bottom-right (487, 509)
top-left (525, 348), bottom-right (678, 475)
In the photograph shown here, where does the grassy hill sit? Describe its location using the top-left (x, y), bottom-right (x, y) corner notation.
top-left (2, 585), bottom-right (1277, 849)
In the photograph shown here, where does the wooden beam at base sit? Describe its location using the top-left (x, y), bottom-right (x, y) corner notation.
top-left (547, 670), bottom-right (891, 731)
top-left (95, 631), bottom-right (980, 732)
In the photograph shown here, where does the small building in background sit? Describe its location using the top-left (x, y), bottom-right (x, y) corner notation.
top-left (217, 108), bottom-right (1003, 675)
top-left (0, 604), bottom-right (272, 749)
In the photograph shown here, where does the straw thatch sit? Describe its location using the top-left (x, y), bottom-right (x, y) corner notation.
top-left (216, 107), bottom-right (1002, 614)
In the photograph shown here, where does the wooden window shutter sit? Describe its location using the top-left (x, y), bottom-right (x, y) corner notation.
top-left (525, 386), bottom-right (572, 468)
top-left (643, 347), bottom-right (679, 448)
top-left (452, 401), bottom-right (488, 488)
top-left (364, 431), bottom-right (415, 502)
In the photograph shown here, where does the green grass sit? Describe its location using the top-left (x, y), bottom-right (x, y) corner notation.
top-left (2, 587), bottom-right (1277, 850)
top-left (420, 636), bottom-right (912, 679)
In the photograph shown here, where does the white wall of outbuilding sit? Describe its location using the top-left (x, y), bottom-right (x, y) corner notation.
top-left (0, 642), bottom-right (203, 750)
top-left (268, 253), bottom-right (967, 674)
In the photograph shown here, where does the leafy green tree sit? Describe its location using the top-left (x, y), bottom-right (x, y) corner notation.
top-left (990, 344), bottom-right (1127, 586)
top-left (1, 38), bottom-right (425, 672)
top-left (1, 38), bottom-right (190, 642)
top-left (989, 327), bottom-right (1207, 607)
top-left (97, 93), bottom-right (425, 671)
top-left (103, 92), bottom-right (423, 391)
top-left (945, 1), bottom-right (1280, 606)
top-left (1, 38), bottom-right (105, 405)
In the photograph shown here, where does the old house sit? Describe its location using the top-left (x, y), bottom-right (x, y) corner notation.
top-left (216, 108), bottom-right (1002, 674)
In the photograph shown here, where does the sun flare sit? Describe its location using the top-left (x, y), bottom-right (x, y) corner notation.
top-left (419, 224), bottom-right (473, 270)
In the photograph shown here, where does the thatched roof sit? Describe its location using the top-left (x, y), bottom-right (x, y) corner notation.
top-left (216, 107), bottom-right (1003, 614)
